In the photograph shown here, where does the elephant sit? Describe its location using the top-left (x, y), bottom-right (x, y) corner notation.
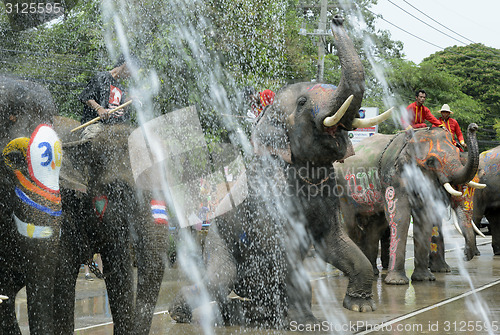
top-left (336, 124), bottom-right (481, 285)
top-left (167, 15), bottom-right (393, 328)
top-left (53, 121), bottom-right (170, 335)
top-left (0, 76), bottom-right (63, 334)
top-left (473, 145), bottom-right (500, 254)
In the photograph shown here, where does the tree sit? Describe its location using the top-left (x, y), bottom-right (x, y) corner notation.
top-left (422, 44), bottom-right (500, 149)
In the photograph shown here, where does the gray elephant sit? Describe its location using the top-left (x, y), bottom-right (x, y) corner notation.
top-left (168, 15), bottom-right (393, 327)
top-left (473, 145), bottom-right (500, 254)
top-left (336, 124), bottom-right (481, 285)
top-left (0, 76), bottom-right (63, 334)
top-left (52, 121), bottom-right (170, 335)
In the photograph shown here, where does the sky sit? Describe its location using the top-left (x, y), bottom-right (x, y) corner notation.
top-left (370, 0), bottom-right (500, 64)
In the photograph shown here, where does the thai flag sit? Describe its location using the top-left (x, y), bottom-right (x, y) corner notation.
top-left (151, 200), bottom-right (168, 225)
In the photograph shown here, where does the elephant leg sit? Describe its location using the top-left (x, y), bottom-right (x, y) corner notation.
top-left (429, 223), bottom-right (451, 273)
top-left (486, 212), bottom-right (500, 255)
top-left (24, 239), bottom-right (59, 334)
top-left (380, 226), bottom-right (390, 269)
top-left (319, 223), bottom-right (375, 312)
top-left (101, 236), bottom-right (134, 335)
top-left (455, 205), bottom-right (478, 260)
top-left (411, 214), bottom-right (435, 282)
top-left (358, 213), bottom-right (387, 276)
top-left (383, 192), bottom-right (411, 285)
top-left (131, 216), bottom-right (167, 335)
top-left (168, 226), bottom-right (237, 323)
top-left (54, 226), bottom-right (83, 335)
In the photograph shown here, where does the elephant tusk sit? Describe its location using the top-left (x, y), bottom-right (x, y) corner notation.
top-left (452, 210), bottom-right (463, 236)
top-left (352, 107), bottom-right (395, 129)
top-left (323, 95), bottom-right (353, 127)
top-left (0, 295), bottom-right (8, 303)
top-left (472, 220), bottom-right (486, 238)
top-left (444, 182), bottom-right (462, 196)
top-left (467, 181), bottom-right (487, 189)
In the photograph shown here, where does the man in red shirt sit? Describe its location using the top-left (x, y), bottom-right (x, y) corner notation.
top-left (245, 87), bottom-right (275, 118)
top-left (438, 103), bottom-right (466, 151)
top-left (404, 89), bottom-right (443, 129)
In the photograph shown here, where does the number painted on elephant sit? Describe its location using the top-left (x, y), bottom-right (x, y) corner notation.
top-left (385, 186), bottom-right (400, 271)
top-left (344, 167), bottom-right (383, 212)
top-left (27, 124), bottom-right (62, 193)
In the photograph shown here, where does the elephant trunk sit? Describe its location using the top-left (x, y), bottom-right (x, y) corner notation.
top-left (450, 123), bottom-right (480, 185)
top-left (318, 15), bottom-right (365, 131)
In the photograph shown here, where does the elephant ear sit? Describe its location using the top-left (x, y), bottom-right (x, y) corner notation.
top-left (59, 139), bottom-right (89, 192)
top-left (2, 137), bottom-right (29, 172)
top-left (251, 106), bottom-right (292, 164)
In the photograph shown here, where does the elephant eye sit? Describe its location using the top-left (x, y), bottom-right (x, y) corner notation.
top-left (297, 97), bottom-right (307, 106)
top-left (426, 157), bottom-right (441, 169)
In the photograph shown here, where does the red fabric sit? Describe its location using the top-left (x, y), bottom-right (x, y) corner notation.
top-left (404, 102), bottom-right (443, 128)
top-left (439, 116), bottom-right (464, 145)
top-left (252, 89), bottom-right (275, 117)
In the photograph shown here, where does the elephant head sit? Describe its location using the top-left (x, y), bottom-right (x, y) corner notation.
top-left (410, 124), bottom-right (482, 196)
top-left (0, 76), bottom-right (57, 148)
top-left (252, 15), bottom-right (392, 166)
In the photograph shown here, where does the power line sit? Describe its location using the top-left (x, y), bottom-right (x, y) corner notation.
top-left (401, 0), bottom-right (475, 44)
top-left (367, 8), bottom-right (500, 64)
top-left (395, 0), bottom-right (500, 58)
top-left (386, 0), bottom-right (471, 47)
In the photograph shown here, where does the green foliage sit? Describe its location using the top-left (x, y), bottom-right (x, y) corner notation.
top-left (420, 44), bottom-right (500, 150)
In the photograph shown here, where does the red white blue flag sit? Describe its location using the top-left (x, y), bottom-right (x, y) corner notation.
top-left (151, 200), bottom-right (168, 225)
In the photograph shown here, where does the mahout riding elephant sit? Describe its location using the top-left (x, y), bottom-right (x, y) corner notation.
top-left (473, 145), bottom-right (500, 254)
top-left (0, 76), bottom-right (63, 334)
top-left (168, 15), bottom-right (393, 328)
top-left (53, 121), bottom-right (169, 335)
top-left (336, 124), bottom-right (481, 285)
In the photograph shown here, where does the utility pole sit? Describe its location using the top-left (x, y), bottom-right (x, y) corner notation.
top-left (317, 0), bottom-right (328, 82)
top-left (298, 0), bottom-right (331, 82)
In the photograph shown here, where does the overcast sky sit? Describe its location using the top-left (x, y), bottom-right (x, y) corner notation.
top-left (370, 0), bottom-right (500, 64)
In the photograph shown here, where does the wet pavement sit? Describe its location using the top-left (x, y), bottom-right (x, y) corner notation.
top-left (14, 228), bottom-right (500, 335)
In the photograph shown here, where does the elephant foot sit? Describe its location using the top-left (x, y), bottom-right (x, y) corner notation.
top-left (168, 300), bottom-right (192, 323)
top-left (463, 247), bottom-right (476, 261)
top-left (343, 293), bottom-right (376, 312)
top-left (384, 271), bottom-right (409, 285)
top-left (429, 261), bottom-right (451, 273)
top-left (411, 269), bottom-right (436, 282)
top-left (372, 265), bottom-right (380, 276)
top-left (474, 247), bottom-right (481, 256)
top-left (429, 257), bottom-right (451, 273)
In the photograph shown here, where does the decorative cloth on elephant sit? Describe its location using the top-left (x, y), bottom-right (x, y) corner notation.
top-left (151, 200), bottom-right (169, 226)
top-left (3, 125), bottom-right (62, 238)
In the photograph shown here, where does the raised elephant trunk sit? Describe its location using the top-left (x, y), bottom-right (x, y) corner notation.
top-left (450, 123), bottom-right (480, 185)
top-left (318, 15), bottom-right (365, 131)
